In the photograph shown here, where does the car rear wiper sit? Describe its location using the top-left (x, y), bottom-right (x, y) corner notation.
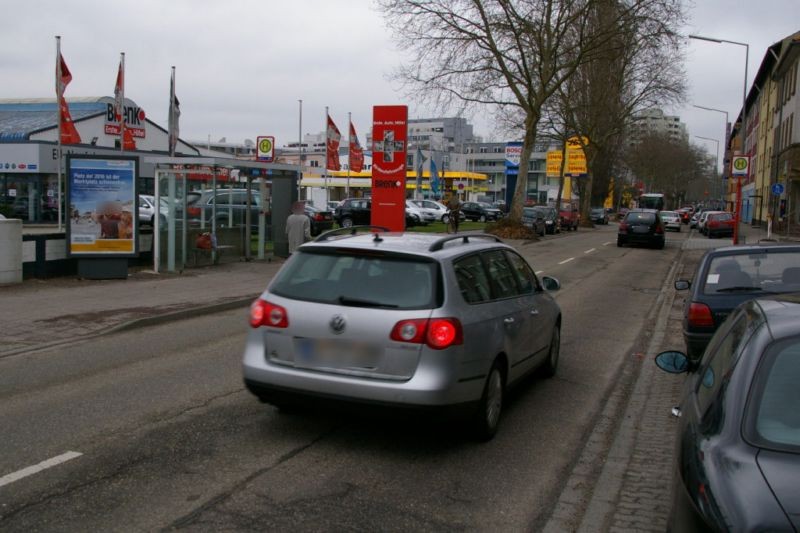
top-left (338, 296), bottom-right (399, 308)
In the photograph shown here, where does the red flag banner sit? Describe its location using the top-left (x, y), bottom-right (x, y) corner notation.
top-left (326, 114), bottom-right (341, 171)
top-left (56, 53), bottom-right (81, 145)
top-left (349, 121), bottom-right (364, 173)
top-left (114, 60), bottom-right (136, 150)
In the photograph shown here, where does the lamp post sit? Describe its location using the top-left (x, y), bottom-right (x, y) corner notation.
top-left (695, 135), bottom-right (720, 199)
top-left (693, 104), bottom-right (729, 206)
top-left (689, 34), bottom-right (749, 244)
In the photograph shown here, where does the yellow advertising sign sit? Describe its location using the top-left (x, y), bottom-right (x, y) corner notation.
top-left (546, 150), bottom-right (563, 177)
top-left (565, 136), bottom-right (587, 175)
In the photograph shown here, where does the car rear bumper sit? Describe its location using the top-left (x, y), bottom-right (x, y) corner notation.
top-left (242, 337), bottom-right (486, 408)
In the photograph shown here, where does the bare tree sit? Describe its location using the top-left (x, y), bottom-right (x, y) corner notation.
top-left (378, 0), bottom-right (686, 225)
top-left (624, 132), bottom-right (711, 208)
top-left (550, 0), bottom-right (686, 224)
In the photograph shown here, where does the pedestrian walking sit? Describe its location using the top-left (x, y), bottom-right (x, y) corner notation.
top-left (286, 201), bottom-right (311, 254)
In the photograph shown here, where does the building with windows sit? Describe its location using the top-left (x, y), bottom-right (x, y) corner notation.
top-left (628, 108), bottom-right (688, 145)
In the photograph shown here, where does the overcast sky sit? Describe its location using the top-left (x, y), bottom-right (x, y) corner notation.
top-left (1, 0), bottom-right (798, 167)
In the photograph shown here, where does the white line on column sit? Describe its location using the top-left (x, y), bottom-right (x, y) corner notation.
top-left (558, 257), bottom-right (575, 265)
top-left (0, 451), bottom-right (83, 488)
top-left (584, 248), bottom-right (596, 254)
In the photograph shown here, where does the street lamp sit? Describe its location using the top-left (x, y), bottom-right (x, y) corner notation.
top-left (689, 34), bottom-right (749, 244)
top-left (695, 135), bottom-right (720, 199)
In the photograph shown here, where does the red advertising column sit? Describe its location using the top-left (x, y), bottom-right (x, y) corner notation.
top-left (371, 105), bottom-right (408, 231)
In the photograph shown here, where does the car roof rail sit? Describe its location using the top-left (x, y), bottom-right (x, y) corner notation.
top-left (428, 233), bottom-right (504, 252)
top-left (313, 225), bottom-right (390, 242)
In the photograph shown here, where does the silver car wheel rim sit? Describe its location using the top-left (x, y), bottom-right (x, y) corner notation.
top-left (486, 369), bottom-right (502, 428)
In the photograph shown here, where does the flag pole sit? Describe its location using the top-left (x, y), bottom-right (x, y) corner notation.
top-left (298, 99), bottom-right (302, 201)
top-left (324, 106), bottom-right (329, 205)
top-left (346, 111), bottom-right (351, 198)
top-left (169, 66), bottom-right (176, 157)
top-left (56, 36), bottom-right (63, 232)
top-left (119, 52), bottom-right (125, 153)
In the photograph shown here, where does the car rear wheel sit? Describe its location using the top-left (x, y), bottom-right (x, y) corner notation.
top-left (472, 363), bottom-right (504, 441)
top-left (617, 237), bottom-right (624, 247)
top-left (341, 217), bottom-right (353, 228)
top-left (442, 214), bottom-right (450, 224)
top-left (479, 214), bottom-right (487, 222)
top-left (540, 326), bottom-right (560, 378)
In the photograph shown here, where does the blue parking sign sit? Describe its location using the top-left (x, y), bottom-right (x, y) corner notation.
top-left (772, 183), bottom-right (785, 195)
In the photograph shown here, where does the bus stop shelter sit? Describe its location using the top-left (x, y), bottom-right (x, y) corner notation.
top-left (145, 156), bottom-right (298, 273)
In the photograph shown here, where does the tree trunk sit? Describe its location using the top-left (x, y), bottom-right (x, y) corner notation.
top-left (508, 113), bottom-right (539, 224)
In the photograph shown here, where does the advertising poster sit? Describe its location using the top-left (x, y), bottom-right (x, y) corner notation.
top-left (67, 156), bottom-right (137, 256)
top-left (371, 105), bottom-right (408, 231)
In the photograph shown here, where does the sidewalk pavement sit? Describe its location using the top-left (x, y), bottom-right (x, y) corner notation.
top-left (0, 258), bottom-right (285, 358)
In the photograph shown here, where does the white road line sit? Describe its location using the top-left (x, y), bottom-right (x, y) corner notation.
top-left (584, 248), bottom-right (596, 254)
top-left (558, 257), bottom-right (575, 265)
top-left (536, 270), bottom-right (544, 275)
top-left (603, 241), bottom-right (613, 246)
top-left (0, 451), bottom-right (83, 488)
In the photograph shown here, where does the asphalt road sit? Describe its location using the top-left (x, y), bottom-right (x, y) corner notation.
top-left (0, 224), bottom-right (688, 531)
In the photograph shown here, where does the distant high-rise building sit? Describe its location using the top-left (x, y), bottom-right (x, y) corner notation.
top-left (628, 108), bottom-right (688, 145)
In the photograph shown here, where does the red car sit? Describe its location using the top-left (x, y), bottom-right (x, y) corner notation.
top-left (705, 212), bottom-right (735, 238)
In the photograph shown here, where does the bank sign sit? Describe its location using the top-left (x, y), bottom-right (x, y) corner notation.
top-left (104, 103), bottom-right (146, 138)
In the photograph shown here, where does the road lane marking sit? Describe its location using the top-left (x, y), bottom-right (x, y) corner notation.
top-left (558, 257), bottom-right (575, 265)
top-left (536, 270), bottom-right (544, 275)
top-left (0, 451), bottom-right (83, 488)
top-left (603, 242), bottom-right (613, 246)
top-left (584, 248), bottom-right (596, 254)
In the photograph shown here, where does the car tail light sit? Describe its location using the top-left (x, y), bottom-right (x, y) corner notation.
top-left (314, 213), bottom-right (324, 221)
top-left (187, 206), bottom-right (201, 217)
top-left (250, 299), bottom-right (289, 328)
top-left (687, 302), bottom-right (714, 328)
top-left (390, 317), bottom-right (463, 349)
top-left (655, 224), bottom-right (664, 234)
top-left (619, 222), bottom-right (629, 232)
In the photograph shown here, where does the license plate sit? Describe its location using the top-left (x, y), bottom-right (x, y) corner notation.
top-left (633, 226), bottom-right (650, 234)
top-left (294, 338), bottom-right (381, 369)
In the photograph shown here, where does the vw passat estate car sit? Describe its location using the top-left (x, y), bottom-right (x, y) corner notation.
top-left (243, 228), bottom-right (562, 440)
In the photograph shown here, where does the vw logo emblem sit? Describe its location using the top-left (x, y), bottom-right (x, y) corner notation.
top-left (329, 314), bottom-right (346, 334)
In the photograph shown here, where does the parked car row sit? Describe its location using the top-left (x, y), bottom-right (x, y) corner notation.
top-left (655, 241), bottom-right (800, 530)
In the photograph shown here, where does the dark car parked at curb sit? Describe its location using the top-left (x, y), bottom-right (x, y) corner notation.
top-left (590, 207), bottom-right (609, 225)
top-left (533, 206), bottom-right (560, 234)
top-left (521, 207), bottom-right (546, 237)
top-left (243, 230), bottom-right (562, 441)
top-left (675, 243), bottom-right (800, 362)
top-left (461, 201), bottom-right (503, 222)
top-left (655, 294), bottom-right (800, 531)
top-left (305, 204), bottom-right (334, 236)
top-left (186, 188), bottom-right (267, 231)
top-left (334, 198), bottom-right (417, 228)
top-left (617, 208), bottom-right (664, 249)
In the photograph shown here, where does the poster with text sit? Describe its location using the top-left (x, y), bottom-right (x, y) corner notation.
top-left (371, 105), bottom-right (408, 231)
top-left (67, 156), bottom-right (137, 256)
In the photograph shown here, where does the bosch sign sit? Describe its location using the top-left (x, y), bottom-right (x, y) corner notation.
top-left (105, 104), bottom-right (146, 138)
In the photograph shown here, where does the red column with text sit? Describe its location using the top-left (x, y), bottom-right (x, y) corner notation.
top-left (371, 105), bottom-right (408, 231)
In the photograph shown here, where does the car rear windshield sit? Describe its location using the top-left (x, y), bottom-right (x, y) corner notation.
top-left (709, 213), bottom-right (733, 221)
top-left (749, 336), bottom-right (800, 451)
top-left (626, 212), bottom-right (655, 224)
top-left (269, 250), bottom-right (440, 309)
top-left (703, 250), bottom-right (800, 294)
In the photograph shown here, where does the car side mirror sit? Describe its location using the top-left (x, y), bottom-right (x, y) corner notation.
top-left (674, 279), bottom-right (690, 290)
top-left (541, 276), bottom-right (560, 291)
top-left (655, 351), bottom-right (689, 374)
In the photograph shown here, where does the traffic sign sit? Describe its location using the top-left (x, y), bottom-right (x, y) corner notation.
top-left (731, 155), bottom-right (749, 176)
top-left (256, 136), bottom-right (275, 162)
top-left (772, 183), bottom-right (785, 195)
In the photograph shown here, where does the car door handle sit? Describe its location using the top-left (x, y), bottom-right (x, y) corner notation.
top-left (671, 406), bottom-right (682, 418)
top-left (504, 317), bottom-right (515, 324)
top-left (530, 309), bottom-right (539, 316)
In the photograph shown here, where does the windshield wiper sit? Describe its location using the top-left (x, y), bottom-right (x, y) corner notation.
top-left (338, 296), bottom-right (399, 308)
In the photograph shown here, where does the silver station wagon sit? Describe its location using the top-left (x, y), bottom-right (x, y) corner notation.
top-left (243, 228), bottom-right (562, 440)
